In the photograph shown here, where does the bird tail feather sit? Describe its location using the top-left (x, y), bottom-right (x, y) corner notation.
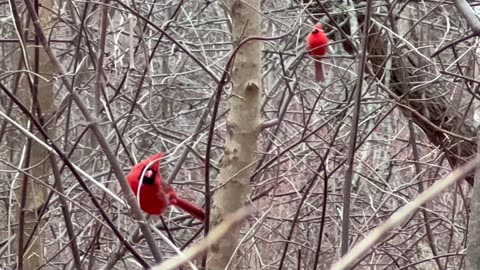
top-left (315, 61), bottom-right (324, 82)
top-left (171, 197), bottom-right (205, 221)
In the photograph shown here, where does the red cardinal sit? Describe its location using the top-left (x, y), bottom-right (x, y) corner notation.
top-left (306, 23), bottom-right (329, 82)
top-left (126, 153), bottom-right (205, 221)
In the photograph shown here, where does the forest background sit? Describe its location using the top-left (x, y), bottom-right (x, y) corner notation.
top-left (2, 0), bottom-right (480, 269)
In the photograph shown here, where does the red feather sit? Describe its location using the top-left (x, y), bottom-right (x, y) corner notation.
top-left (315, 61), bottom-right (324, 82)
top-left (126, 153), bottom-right (205, 221)
top-left (168, 189), bottom-right (205, 221)
top-left (306, 24), bottom-right (329, 82)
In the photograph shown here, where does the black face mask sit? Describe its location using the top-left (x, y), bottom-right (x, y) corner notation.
top-left (141, 167), bottom-right (157, 185)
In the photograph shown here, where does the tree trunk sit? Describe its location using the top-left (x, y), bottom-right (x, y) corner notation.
top-left (208, 0), bottom-right (262, 269)
top-left (466, 130), bottom-right (480, 269)
top-left (365, 15), bottom-right (477, 185)
top-left (13, 0), bottom-right (56, 268)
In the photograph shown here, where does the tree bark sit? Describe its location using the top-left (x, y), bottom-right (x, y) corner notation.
top-left (13, 0), bottom-right (56, 268)
top-left (208, 0), bottom-right (262, 269)
top-left (366, 16), bottom-right (477, 185)
top-left (466, 129), bottom-right (480, 269)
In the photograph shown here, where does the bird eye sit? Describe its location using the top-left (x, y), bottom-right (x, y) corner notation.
top-left (312, 29), bottom-right (319, 34)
